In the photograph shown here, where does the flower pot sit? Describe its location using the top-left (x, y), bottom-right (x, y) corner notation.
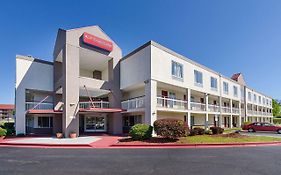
top-left (69, 133), bottom-right (77, 138)
top-left (0, 136), bottom-right (5, 140)
top-left (56, 132), bottom-right (63, 139)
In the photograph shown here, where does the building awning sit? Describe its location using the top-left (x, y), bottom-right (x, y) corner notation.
top-left (79, 108), bottom-right (124, 113)
top-left (27, 109), bottom-right (63, 114)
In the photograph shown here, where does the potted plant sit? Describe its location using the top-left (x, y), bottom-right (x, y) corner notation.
top-left (69, 132), bottom-right (77, 138)
top-left (0, 128), bottom-right (7, 140)
top-left (56, 132), bottom-right (63, 138)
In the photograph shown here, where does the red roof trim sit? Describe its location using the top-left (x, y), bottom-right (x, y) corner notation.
top-left (27, 109), bottom-right (62, 114)
top-left (0, 104), bottom-right (14, 110)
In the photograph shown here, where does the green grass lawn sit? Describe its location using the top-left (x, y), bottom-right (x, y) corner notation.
top-left (223, 127), bottom-right (242, 133)
top-left (178, 135), bottom-right (281, 144)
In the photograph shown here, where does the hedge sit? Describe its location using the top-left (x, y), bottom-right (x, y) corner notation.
top-left (0, 128), bottom-right (7, 137)
top-left (210, 127), bottom-right (224, 135)
top-left (273, 118), bottom-right (281, 124)
top-left (129, 124), bottom-right (153, 140)
top-left (153, 119), bottom-right (188, 139)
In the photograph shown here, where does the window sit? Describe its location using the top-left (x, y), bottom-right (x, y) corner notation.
top-left (266, 99), bottom-right (269, 105)
top-left (25, 90), bottom-right (34, 102)
top-left (259, 96), bottom-right (261, 104)
top-left (254, 94), bottom-right (257, 102)
top-left (38, 117), bottom-right (53, 128)
top-left (240, 88), bottom-right (244, 98)
top-left (263, 97), bottom-right (265, 104)
top-left (223, 82), bottom-right (229, 94)
top-left (233, 86), bottom-right (238, 97)
top-left (248, 92), bottom-right (251, 101)
top-left (210, 77), bottom-right (217, 90)
top-left (194, 70), bottom-right (203, 86)
top-left (171, 61), bottom-right (183, 80)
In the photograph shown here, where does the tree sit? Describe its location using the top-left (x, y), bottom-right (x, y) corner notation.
top-left (272, 99), bottom-right (281, 117)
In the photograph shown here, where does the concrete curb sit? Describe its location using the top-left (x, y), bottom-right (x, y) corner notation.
top-left (0, 142), bottom-right (93, 148)
top-left (1, 141), bottom-right (281, 149)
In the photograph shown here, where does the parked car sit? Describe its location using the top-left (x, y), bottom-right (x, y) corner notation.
top-left (242, 122), bottom-right (281, 134)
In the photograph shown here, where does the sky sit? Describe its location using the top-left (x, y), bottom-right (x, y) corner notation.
top-left (0, 0), bottom-right (280, 104)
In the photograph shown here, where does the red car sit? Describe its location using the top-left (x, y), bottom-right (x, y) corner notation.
top-left (243, 122), bottom-right (281, 134)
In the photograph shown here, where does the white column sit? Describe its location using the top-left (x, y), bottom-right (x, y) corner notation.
top-left (238, 102), bottom-right (242, 127)
top-left (187, 88), bottom-right (191, 110)
top-left (219, 96), bottom-right (223, 127)
top-left (205, 93), bottom-right (209, 129)
top-left (230, 99), bottom-right (233, 128)
top-left (144, 79), bottom-right (157, 127)
top-left (187, 112), bottom-right (191, 128)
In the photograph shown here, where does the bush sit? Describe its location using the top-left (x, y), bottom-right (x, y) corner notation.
top-left (0, 128), bottom-right (7, 137)
top-left (273, 118), bottom-right (281, 124)
top-left (194, 127), bottom-right (205, 135)
top-left (210, 127), bottom-right (224, 135)
top-left (3, 122), bottom-right (15, 136)
top-left (189, 127), bottom-right (205, 136)
top-left (153, 119), bottom-right (189, 139)
top-left (129, 124), bottom-right (153, 141)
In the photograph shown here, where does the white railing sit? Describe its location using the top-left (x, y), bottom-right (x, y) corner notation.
top-left (25, 102), bottom-right (54, 110)
top-left (79, 101), bottom-right (110, 109)
top-left (121, 96), bottom-right (145, 110)
top-left (208, 104), bottom-right (220, 112)
top-left (157, 97), bottom-right (188, 110)
top-left (232, 107), bottom-right (240, 114)
top-left (222, 106), bottom-right (231, 113)
top-left (190, 102), bottom-right (206, 111)
top-left (247, 110), bottom-right (253, 115)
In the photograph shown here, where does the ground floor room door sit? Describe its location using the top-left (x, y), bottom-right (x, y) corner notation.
top-left (84, 115), bottom-right (107, 132)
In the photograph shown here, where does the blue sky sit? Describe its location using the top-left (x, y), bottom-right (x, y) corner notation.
top-left (0, 0), bottom-right (280, 104)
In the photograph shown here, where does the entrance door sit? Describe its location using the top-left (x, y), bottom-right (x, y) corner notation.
top-left (84, 116), bottom-right (106, 132)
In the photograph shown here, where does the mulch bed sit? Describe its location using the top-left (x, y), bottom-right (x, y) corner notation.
top-left (211, 133), bottom-right (248, 138)
top-left (117, 133), bottom-right (249, 145)
top-left (117, 137), bottom-right (178, 145)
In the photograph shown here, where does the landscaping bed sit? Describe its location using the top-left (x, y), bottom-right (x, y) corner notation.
top-left (116, 133), bottom-right (281, 145)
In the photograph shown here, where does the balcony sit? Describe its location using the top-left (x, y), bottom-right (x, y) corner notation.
top-left (79, 101), bottom-right (109, 109)
top-left (121, 96), bottom-right (145, 110)
top-left (190, 102), bottom-right (206, 111)
top-left (25, 102), bottom-right (54, 110)
top-left (232, 107), bottom-right (240, 114)
top-left (157, 97), bottom-right (188, 110)
top-left (221, 106), bottom-right (231, 113)
top-left (208, 104), bottom-right (220, 112)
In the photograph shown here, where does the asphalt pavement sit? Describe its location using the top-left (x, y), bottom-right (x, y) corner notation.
top-left (0, 146), bottom-right (281, 175)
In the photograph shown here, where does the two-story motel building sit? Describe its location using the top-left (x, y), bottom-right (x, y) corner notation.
top-left (15, 26), bottom-right (273, 137)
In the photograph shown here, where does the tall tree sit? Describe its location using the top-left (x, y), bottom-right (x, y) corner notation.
top-left (272, 99), bottom-right (281, 117)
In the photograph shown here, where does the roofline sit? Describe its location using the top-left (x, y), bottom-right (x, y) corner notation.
top-left (121, 40), bottom-right (240, 84)
top-left (16, 55), bottom-right (53, 66)
top-left (121, 40), bottom-right (273, 99)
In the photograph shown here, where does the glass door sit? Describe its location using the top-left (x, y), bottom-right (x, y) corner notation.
top-left (84, 116), bottom-right (107, 132)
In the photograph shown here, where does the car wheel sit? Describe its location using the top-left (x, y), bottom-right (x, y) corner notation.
top-left (277, 130), bottom-right (281, 134)
top-left (248, 128), bottom-right (255, 132)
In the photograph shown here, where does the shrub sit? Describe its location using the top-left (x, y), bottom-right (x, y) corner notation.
top-left (189, 127), bottom-right (205, 136)
top-left (153, 119), bottom-right (189, 139)
top-left (129, 124), bottom-right (153, 140)
top-left (0, 128), bottom-right (7, 137)
top-left (193, 127), bottom-right (205, 135)
top-left (3, 123), bottom-right (15, 136)
top-left (273, 118), bottom-right (281, 124)
top-left (210, 127), bottom-right (224, 135)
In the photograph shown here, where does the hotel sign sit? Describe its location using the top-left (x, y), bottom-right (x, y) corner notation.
top-left (82, 32), bottom-right (113, 52)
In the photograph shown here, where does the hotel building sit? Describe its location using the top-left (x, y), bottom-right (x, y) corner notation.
top-left (15, 26), bottom-right (273, 136)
